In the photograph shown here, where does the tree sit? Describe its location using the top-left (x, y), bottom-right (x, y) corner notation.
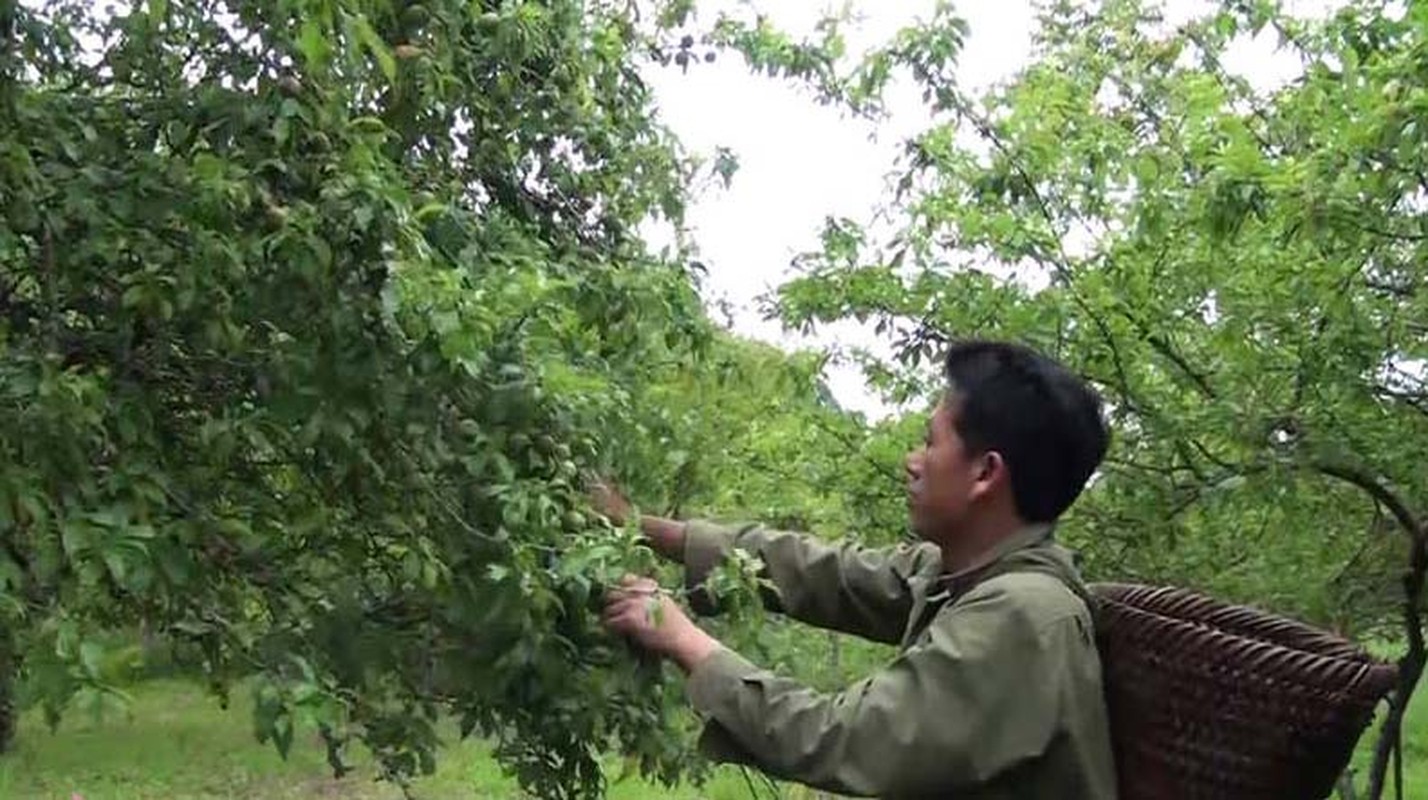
top-left (742, 0), bottom-right (1426, 794)
top-left (0, 0), bottom-right (748, 795)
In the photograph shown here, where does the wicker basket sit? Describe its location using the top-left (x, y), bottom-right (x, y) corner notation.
top-left (1088, 583), bottom-right (1400, 800)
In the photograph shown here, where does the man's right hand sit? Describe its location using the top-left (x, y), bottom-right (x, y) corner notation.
top-left (587, 477), bottom-right (633, 527)
top-left (585, 477), bottom-right (686, 563)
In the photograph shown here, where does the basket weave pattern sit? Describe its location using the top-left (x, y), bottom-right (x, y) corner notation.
top-left (1089, 583), bottom-right (1399, 800)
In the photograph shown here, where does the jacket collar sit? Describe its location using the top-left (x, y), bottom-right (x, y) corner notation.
top-left (932, 522), bottom-right (1057, 594)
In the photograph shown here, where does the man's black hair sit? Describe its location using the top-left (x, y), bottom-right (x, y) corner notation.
top-left (942, 339), bottom-right (1109, 523)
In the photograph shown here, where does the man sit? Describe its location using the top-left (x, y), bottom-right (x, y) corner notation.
top-left (595, 339), bottom-right (1118, 798)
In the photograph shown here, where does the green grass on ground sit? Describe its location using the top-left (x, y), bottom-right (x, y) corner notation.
top-left (0, 679), bottom-right (780, 800)
top-left (0, 674), bottom-right (1422, 799)
top-left (1346, 697), bottom-right (1428, 797)
top-left (1342, 641), bottom-right (1428, 799)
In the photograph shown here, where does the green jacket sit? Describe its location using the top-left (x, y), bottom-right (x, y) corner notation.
top-left (677, 519), bottom-right (1118, 799)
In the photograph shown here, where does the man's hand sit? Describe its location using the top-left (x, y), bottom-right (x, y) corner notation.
top-left (587, 477), bottom-right (633, 527)
top-left (586, 477), bottom-right (686, 562)
top-left (601, 575), bottom-right (720, 673)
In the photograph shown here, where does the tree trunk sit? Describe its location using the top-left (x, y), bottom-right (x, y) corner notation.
top-left (1366, 532), bottom-right (1425, 800)
top-left (0, 622), bottom-right (16, 754)
top-left (1313, 460), bottom-right (1425, 800)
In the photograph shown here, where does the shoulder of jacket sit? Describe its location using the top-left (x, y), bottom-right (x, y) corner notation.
top-left (956, 570), bottom-right (1089, 630)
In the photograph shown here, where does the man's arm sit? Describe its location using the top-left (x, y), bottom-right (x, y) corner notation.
top-left (647, 515), bottom-right (936, 645)
top-left (681, 574), bottom-right (1085, 797)
top-left (587, 479), bottom-right (934, 644)
top-left (633, 514), bottom-right (687, 561)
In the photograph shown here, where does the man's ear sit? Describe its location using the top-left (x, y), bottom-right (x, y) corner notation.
top-left (970, 450), bottom-right (1008, 498)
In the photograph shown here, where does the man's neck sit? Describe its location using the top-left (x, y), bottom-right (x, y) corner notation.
top-left (939, 517), bottom-right (1048, 577)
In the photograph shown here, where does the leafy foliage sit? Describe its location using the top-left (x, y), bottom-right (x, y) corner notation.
top-left (0, 0), bottom-right (756, 795)
top-left (10, 0), bottom-right (1427, 796)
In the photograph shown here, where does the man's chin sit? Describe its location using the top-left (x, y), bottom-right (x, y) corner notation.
top-left (906, 516), bottom-right (931, 542)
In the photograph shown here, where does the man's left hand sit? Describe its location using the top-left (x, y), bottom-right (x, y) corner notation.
top-left (602, 575), bottom-right (721, 673)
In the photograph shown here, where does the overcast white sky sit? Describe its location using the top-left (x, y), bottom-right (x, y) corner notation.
top-left (639, 0), bottom-right (1340, 418)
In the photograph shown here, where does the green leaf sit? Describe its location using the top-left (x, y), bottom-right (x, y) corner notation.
top-left (414, 202), bottom-right (447, 222)
top-left (274, 713), bottom-right (295, 760)
top-left (351, 13), bottom-right (397, 82)
top-left (297, 17), bottom-right (331, 67)
top-left (79, 640), bottom-right (104, 678)
top-left (60, 519), bottom-right (91, 556)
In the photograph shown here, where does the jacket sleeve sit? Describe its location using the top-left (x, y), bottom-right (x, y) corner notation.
top-left (681, 574), bottom-right (1083, 797)
top-left (681, 519), bottom-right (939, 645)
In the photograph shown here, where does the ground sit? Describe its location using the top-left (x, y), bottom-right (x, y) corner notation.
top-left (0, 675), bottom-right (1422, 799)
top-left (0, 679), bottom-right (778, 800)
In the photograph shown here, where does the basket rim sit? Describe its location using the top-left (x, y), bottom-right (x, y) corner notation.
top-left (1087, 581), bottom-right (1400, 698)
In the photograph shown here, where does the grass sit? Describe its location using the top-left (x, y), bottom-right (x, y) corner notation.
top-left (0, 669), bottom-right (1423, 799)
top-left (0, 678), bottom-right (775, 800)
top-left (1341, 642), bottom-right (1428, 799)
top-left (1347, 694), bottom-right (1428, 799)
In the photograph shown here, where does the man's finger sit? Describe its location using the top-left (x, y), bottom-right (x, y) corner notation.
top-left (602, 596), bottom-right (637, 616)
top-left (604, 579), bottom-right (659, 603)
top-left (603, 612), bottom-right (641, 638)
top-left (602, 586), bottom-right (638, 605)
top-left (602, 599), bottom-right (642, 624)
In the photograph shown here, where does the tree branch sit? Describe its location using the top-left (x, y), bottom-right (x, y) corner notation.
top-left (1314, 461), bottom-right (1421, 544)
top-left (1119, 308), bottom-right (1218, 399)
top-left (1310, 459), bottom-right (1425, 800)
top-left (1368, 532), bottom-right (1425, 800)
top-left (945, 95), bottom-right (1227, 417)
top-left (944, 95), bottom-right (1141, 411)
top-left (1374, 386), bottom-right (1428, 418)
top-left (1348, 219), bottom-right (1428, 242)
top-left (1101, 456), bottom-right (1196, 476)
top-left (808, 414), bottom-right (904, 489)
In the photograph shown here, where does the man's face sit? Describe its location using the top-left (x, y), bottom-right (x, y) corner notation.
top-left (905, 398), bottom-right (984, 542)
